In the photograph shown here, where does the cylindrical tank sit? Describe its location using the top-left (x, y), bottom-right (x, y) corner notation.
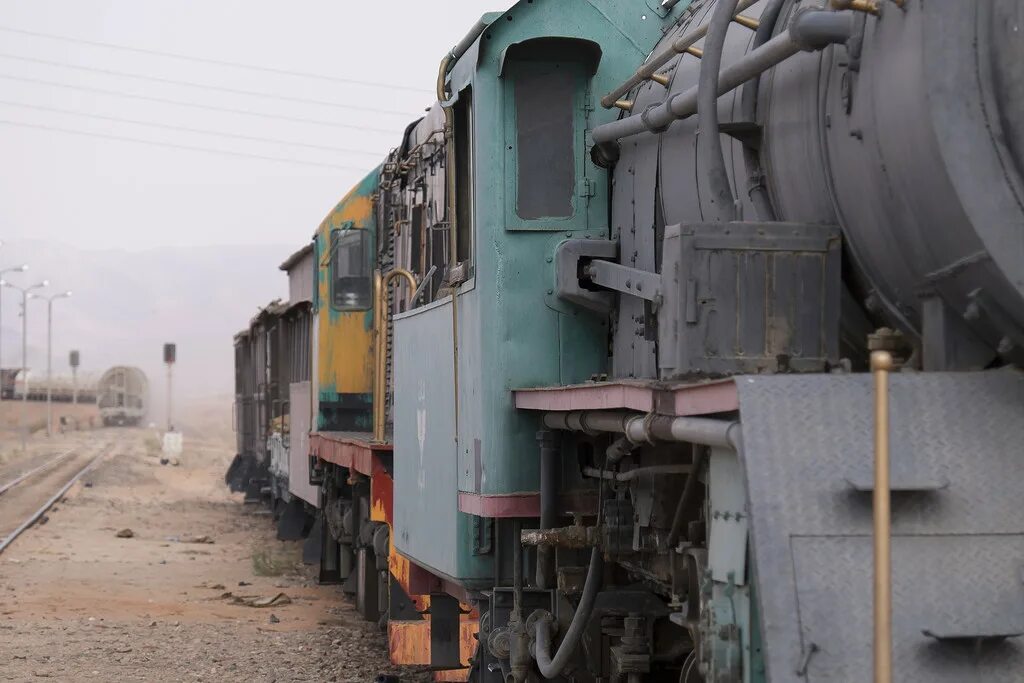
top-left (97, 366), bottom-right (149, 427)
top-left (611, 0), bottom-right (1023, 369)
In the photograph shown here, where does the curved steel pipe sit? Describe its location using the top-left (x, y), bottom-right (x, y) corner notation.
top-left (592, 9), bottom-right (854, 144)
top-left (697, 0), bottom-right (741, 222)
top-left (533, 547), bottom-right (604, 678)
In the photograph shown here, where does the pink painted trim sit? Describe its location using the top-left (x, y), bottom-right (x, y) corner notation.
top-left (513, 379), bottom-right (738, 417)
top-left (311, 433), bottom-right (390, 477)
top-left (458, 492), bottom-right (540, 518)
top-left (514, 382), bottom-right (653, 412)
top-left (668, 380), bottom-right (739, 416)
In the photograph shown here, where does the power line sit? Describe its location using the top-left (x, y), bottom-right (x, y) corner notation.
top-left (0, 118), bottom-right (375, 171)
top-left (0, 72), bottom-right (405, 133)
top-left (0, 51), bottom-right (420, 117)
top-left (0, 25), bottom-right (433, 95)
top-left (0, 98), bottom-right (385, 156)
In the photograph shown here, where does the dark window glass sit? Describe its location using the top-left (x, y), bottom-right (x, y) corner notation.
top-left (330, 229), bottom-right (371, 310)
top-left (515, 65), bottom-right (575, 219)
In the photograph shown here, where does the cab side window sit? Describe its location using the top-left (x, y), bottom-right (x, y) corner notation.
top-left (330, 228), bottom-right (371, 310)
top-left (514, 63), bottom-right (575, 220)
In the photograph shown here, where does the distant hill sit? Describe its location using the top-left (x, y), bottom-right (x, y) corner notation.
top-left (0, 239), bottom-right (294, 413)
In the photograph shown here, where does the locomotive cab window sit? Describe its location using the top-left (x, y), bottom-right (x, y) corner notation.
top-left (514, 63), bottom-right (575, 219)
top-left (502, 38), bottom-right (600, 230)
top-left (330, 228), bottom-right (371, 310)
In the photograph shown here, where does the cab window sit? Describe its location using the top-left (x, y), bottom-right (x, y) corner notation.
top-left (330, 228), bottom-right (370, 310)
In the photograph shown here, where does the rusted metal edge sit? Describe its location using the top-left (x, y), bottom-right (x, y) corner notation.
top-left (513, 378), bottom-right (738, 416)
top-left (310, 432), bottom-right (391, 477)
top-left (458, 491), bottom-right (540, 518)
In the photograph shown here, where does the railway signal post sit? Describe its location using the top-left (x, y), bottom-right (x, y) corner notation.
top-left (69, 350), bottom-right (80, 404)
top-left (163, 343), bottom-right (176, 432)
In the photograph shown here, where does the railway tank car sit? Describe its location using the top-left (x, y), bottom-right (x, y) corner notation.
top-left (96, 366), bottom-right (148, 427)
top-left (230, 1), bottom-right (1024, 681)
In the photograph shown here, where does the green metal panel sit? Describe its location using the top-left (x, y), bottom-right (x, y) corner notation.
top-left (393, 0), bottom-right (691, 583)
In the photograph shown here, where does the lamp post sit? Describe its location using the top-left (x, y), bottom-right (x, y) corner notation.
top-left (1, 278), bottom-right (48, 450)
top-left (30, 291), bottom-right (72, 437)
top-left (0, 264), bottom-right (29, 403)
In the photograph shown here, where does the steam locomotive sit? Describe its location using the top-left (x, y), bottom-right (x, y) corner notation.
top-left (229, 1), bottom-right (1024, 681)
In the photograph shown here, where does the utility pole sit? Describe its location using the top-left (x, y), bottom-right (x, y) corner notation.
top-left (69, 350), bottom-right (80, 405)
top-left (2, 278), bottom-right (47, 450)
top-left (164, 343), bottom-right (176, 432)
top-left (0, 263), bottom-right (29, 404)
top-left (34, 291), bottom-right (72, 437)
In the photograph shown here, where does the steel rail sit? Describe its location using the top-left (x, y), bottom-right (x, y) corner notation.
top-left (0, 445), bottom-right (107, 555)
top-left (0, 446), bottom-right (77, 496)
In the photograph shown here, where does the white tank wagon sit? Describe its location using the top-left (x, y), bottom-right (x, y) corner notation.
top-left (96, 366), bottom-right (149, 427)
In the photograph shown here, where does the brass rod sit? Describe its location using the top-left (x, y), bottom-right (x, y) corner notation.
top-left (650, 73), bottom-right (671, 87)
top-left (831, 0), bottom-right (881, 14)
top-left (373, 268), bottom-right (418, 443)
top-left (871, 350), bottom-right (893, 683)
top-left (686, 46), bottom-right (704, 58)
top-left (600, 0), bottom-right (761, 108)
top-left (732, 14), bottom-right (760, 30)
top-left (614, 99), bottom-right (635, 112)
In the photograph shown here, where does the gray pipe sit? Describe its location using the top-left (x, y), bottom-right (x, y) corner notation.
top-left (536, 430), bottom-right (559, 589)
top-left (449, 18), bottom-right (489, 62)
top-left (600, 0), bottom-right (762, 108)
top-left (592, 9), bottom-right (854, 144)
top-left (542, 411), bottom-right (738, 450)
top-left (533, 547), bottom-right (604, 678)
top-left (740, 0), bottom-right (786, 221)
top-left (698, 0), bottom-right (740, 223)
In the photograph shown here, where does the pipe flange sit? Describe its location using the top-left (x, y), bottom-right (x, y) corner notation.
top-left (640, 412), bottom-right (660, 446)
top-left (641, 102), bottom-right (672, 135)
top-left (487, 627), bottom-right (511, 660)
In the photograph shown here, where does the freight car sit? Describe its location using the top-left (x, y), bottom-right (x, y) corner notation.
top-left (231, 1), bottom-right (1024, 681)
top-left (97, 366), bottom-right (148, 427)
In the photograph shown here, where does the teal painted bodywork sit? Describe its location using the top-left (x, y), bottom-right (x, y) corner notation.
top-left (393, 0), bottom-right (690, 584)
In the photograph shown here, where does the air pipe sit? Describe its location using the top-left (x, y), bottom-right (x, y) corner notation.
top-left (740, 0), bottom-right (786, 221)
top-left (536, 430), bottom-right (559, 589)
top-left (592, 8), bottom-right (855, 145)
top-left (533, 547), bottom-right (604, 679)
top-left (698, 0), bottom-right (741, 222)
top-left (600, 0), bottom-right (762, 109)
top-left (541, 410), bottom-right (740, 451)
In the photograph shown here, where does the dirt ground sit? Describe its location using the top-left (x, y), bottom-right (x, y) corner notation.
top-left (0, 420), bottom-right (431, 682)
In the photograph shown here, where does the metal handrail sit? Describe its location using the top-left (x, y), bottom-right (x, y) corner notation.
top-left (372, 268), bottom-right (418, 442)
top-left (871, 350), bottom-right (893, 683)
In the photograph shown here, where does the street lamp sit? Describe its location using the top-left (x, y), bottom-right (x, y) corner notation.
top-left (1, 278), bottom-right (47, 450)
top-left (0, 264), bottom-right (29, 403)
top-left (29, 290), bottom-right (72, 437)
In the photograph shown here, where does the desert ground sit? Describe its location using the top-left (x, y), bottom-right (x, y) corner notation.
top-left (0, 402), bottom-right (431, 682)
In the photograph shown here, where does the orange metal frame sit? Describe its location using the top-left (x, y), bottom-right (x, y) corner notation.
top-left (313, 432), bottom-right (477, 680)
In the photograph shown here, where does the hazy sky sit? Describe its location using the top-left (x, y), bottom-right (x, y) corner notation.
top-left (0, 1), bottom-right (507, 251)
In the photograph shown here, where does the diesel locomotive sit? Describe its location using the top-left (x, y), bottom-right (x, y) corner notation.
top-left (228, 1), bottom-right (1024, 681)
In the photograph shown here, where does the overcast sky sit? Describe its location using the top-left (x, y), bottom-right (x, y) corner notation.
top-left (0, 0), bottom-right (507, 251)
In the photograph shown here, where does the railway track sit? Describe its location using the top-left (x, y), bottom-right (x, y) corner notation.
top-left (0, 439), bottom-right (112, 554)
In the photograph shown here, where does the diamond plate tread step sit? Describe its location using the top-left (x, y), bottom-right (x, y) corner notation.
top-left (735, 369), bottom-right (1024, 682)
